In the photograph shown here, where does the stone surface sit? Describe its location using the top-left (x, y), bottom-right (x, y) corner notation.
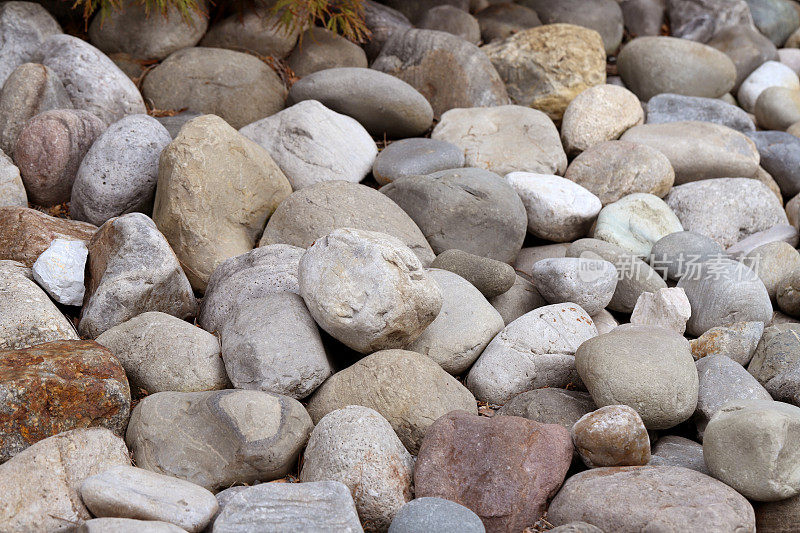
top-left (778, 269), bottom-right (800, 318)
top-left (200, 8), bottom-right (300, 58)
top-left (363, 0), bottom-right (412, 61)
top-left (142, 47), bottom-right (286, 130)
top-left (430, 249), bottom-right (515, 298)
top-left (520, 0), bottom-right (623, 54)
top-left (381, 168), bottom-right (527, 263)
top-left (126, 390), bottom-right (312, 491)
top-left (507, 172), bottom-right (601, 242)
top-left (0, 340), bottom-right (130, 462)
top-left (211, 481), bottom-right (363, 533)
top-left (306, 349), bottom-right (477, 454)
top-left (678, 257), bottom-right (772, 337)
top-left (475, 3), bottom-right (541, 43)
top-left (592, 193), bottom-right (683, 257)
top-left (240, 100), bottom-right (377, 190)
top-left (617, 36), bottom-right (736, 100)
top-left (755, 86), bottom-right (800, 130)
top-left (497, 388), bottom-right (596, 429)
top-left (665, 178), bottom-right (789, 248)
top-left (0, 2), bottom-right (61, 86)
top-left (743, 241), bottom-right (800, 300)
top-left (30, 238), bottom-right (86, 306)
top-left (39, 34), bottom-right (146, 126)
top-left (704, 399), bottom-right (800, 501)
top-left (288, 67), bottom-right (432, 138)
top-left (564, 140), bottom-right (674, 205)
top-left (0, 428), bottom-right (130, 532)
top-left (648, 435), bottom-right (710, 475)
top-left (153, 115), bottom-right (291, 291)
top-left (388, 497), bottom-right (485, 533)
top-left (261, 180), bottom-right (434, 265)
top-left (79, 213), bottom-right (197, 338)
top-left (649, 230), bottom-right (726, 281)
top-left (405, 268), bottom-right (504, 374)
top-left (88, 0), bottom-right (207, 60)
top-left (667, 0), bottom-right (754, 43)
top-left (747, 130), bottom-right (800, 197)
top-left (571, 405), bottom-right (651, 468)
top-left (96, 312), bottom-right (228, 394)
top-left (298, 228), bottom-right (441, 353)
top-left (548, 466), bottom-right (756, 531)
top-left (738, 60), bottom-right (800, 113)
top-left (645, 92), bottom-right (756, 132)
top-left (155, 110), bottom-right (201, 139)
top-left (482, 24), bottom-right (606, 120)
top-left (630, 287), bottom-right (692, 334)
top-left (489, 274), bottom-right (546, 325)
top-left (561, 84), bottom-right (644, 155)
top-left (78, 518), bottom-right (185, 533)
top-left (531, 257), bottom-right (617, 315)
top-left (372, 138), bottom-right (464, 186)
top-left (13, 109), bottom-right (106, 206)
top-left (0, 150), bottom-right (25, 207)
top-left (748, 324), bottom-right (800, 406)
top-left (70, 114), bottom-right (172, 226)
top-left (372, 28), bottom-right (509, 118)
top-left (414, 411), bottom-right (572, 533)
top-left (300, 406), bottom-right (413, 530)
top-left (576, 325), bottom-right (699, 429)
top-left (431, 105), bottom-right (567, 177)
top-left (620, 0), bottom-right (666, 37)
top-left (418, 5), bottom-right (480, 43)
top-left (691, 321), bottom-right (764, 365)
top-left (80, 465), bottom-right (217, 532)
top-left (620, 121), bottom-right (760, 185)
top-left (707, 24), bottom-right (779, 90)
top-left (746, 0), bottom-right (800, 46)
top-left (287, 26), bottom-right (367, 78)
top-left (467, 303), bottom-right (598, 405)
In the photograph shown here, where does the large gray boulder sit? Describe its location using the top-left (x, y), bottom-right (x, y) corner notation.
top-left (0, 2), bottom-right (61, 86)
top-left (748, 323), bottom-right (800, 406)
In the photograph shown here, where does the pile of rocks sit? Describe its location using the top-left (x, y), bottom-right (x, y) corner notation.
top-left (4, 0), bottom-right (800, 531)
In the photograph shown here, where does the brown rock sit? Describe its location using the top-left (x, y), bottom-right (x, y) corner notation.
top-left (414, 410), bottom-right (573, 533)
top-left (571, 405), bottom-right (651, 468)
top-left (755, 494), bottom-right (800, 532)
top-left (482, 24), bottom-right (606, 121)
top-left (13, 109), bottom-right (106, 206)
top-left (0, 340), bottom-right (130, 462)
top-left (0, 206), bottom-right (97, 266)
top-left (287, 27), bottom-right (368, 78)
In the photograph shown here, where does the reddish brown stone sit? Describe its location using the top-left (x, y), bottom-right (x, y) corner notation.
top-left (0, 206), bottom-right (97, 266)
top-left (414, 410), bottom-right (573, 533)
top-left (0, 340), bottom-right (130, 462)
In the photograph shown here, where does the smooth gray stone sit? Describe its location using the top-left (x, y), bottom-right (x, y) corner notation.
top-left (746, 0), bottom-right (800, 46)
top-left (667, 0), bottom-right (753, 43)
top-left (287, 27), bottom-right (367, 78)
top-left (496, 388), bottom-right (596, 429)
top-left (430, 249), bottom-right (516, 298)
top-left (388, 497), bottom-right (485, 533)
top-left (707, 25), bottom-right (779, 90)
top-left (362, 0), bottom-right (412, 61)
top-left (749, 324), bottom-right (800, 406)
top-left (645, 93), bottom-right (755, 132)
top-left (377, 0), bottom-right (468, 24)
top-left (746, 130), bottom-right (800, 197)
top-left (531, 257), bottom-right (617, 315)
top-left (372, 138), bottom-right (464, 186)
top-left (620, 0), bottom-right (665, 37)
top-left (648, 435), bottom-right (710, 475)
top-left (489, 274), bottom-right (547, 325)
top-left (156, 111), bottom-right (202, 139)
top-left (417, 5), bottom-right (480, 44)
top-left (0, 2), bottom-right (61, 86)
top-left (199, 8), bottom-right (299, 59)
top-left (79, 518), bottom-right (187, 533)
top-left (475, 3), bottom-right (541, 43)
top-left (649, 230), bottom-right (726, 281)
top-left (520, 0), bottom-right (624, 54)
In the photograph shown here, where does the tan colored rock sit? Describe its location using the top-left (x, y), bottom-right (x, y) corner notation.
top-left (482, 24), bottom-right (606, 121)
top-left (0, 206), bottom-right (96, 266)
top-left (152, 115), bottom-right (291, 291)
top-left (561, 84), bottom-right (644, 155)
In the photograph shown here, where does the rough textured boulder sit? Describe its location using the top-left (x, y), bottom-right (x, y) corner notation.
top-left (0, 2), bottom-right (61, 86)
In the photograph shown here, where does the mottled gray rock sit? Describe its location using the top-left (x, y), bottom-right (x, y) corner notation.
top-left (199, 8), bottom-right (298, 58)
top-left (95, 311), bottom-right (228, 394)
top-left (748, 324), bottom-right (800, 406)
top-left (363, 0), bottom-right (411, 61)
top-left (576, 325), bottom-right (699, 429)
top-left (79, 213), bottom-right (198, 338)
top-left (707, 24), bottom-right (779, 90)
top-left (667, 0), bottom-right (754, 43)
top-left (418, 5), bottom-right (480, 43)
top-left (39, 35), bottom-right (146, 125)
top-left (665, 178), bottom-right (789, 248)
top-left (497, 388), bottom-right (596, 429)
top-left (388, 497), bottom-right (485, 533)
top-left (531, 258), bottom-right (617, 315)
top-left (467, 303), bottom-right (599, 405)
top-left (742, 241), bottom-right (800, 300)
top-left (381, 168), bottom-right (528, 263)
top-left (378, 0), bottom-right (468, 23)
top-left (0, 62), bottom-right (72, 156)
top-left (0, 2), bottom-right (61, 86)
top-left (80, 465), bottom-right (217, 532)
top-left (561, 84), bottom-right (644, 155)
top-left (430, 249), bottom-right (515, 298)
top-left (126, 390), bottom-right (312, 492)
top-left (287, 27), bottom-right (367, 78)
top-left (648, 435), bottom-right (710, 475)
top-left (645, 93), bottom-right (756, 132)
top-left (300, 406), bottom-right (413, 530)
top-left (71, 114), bottom-right (171, 226)
top-left (432, 105), bottom-right (567, 177)
top-left (0, 150), bottom-right (25, 207)
top-left (520, 0), bottom-right (623, 55)
top-left (372, 138), bottom-right (464, 186)
top-left (704, 399), bottom-right (800, 501)
top-left (746, 0), bottom-right (800, 46)
top-left (240, 100), bottom-right (377, 190)
top-left (298, 228), bottom-right (442, 354)
top-left (489, 275), bottom-right (546, 325)
top-left (372, 28), bottom-right (509, 118)
top-left (211, 481), bottom-right (363, 533)
top-left (738, 60), bottom-right (800, 113)
top-left (691, 321), bottom-right (764, 365)
top-left (261, 181), bottom-right (434, 265)
top-left (142, 47), bottom-right (286, 130)
top-left (617, 36), bottom-right (736, 100)
top-left (288, 68), bottom-right (432, 138)
top-left (572, 405), bottom-right (651, 467)
top-left (79, 518), bottom-right (186, 533)
top-left (31, 238), bottom-right (87, 306)
top-left (306, 349), bottom-right (477, 454)
top-left (747, 130), bottom-right (800, 197)
top-left (649, 230), bottom-right (726, 281)
top-left (548, 466), bottom-right (756, 531)
top-left (475, 3), bottom-right (541, 43)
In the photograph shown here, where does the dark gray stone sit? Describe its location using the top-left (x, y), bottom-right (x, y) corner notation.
top-left (373, 138), bottom-right (464, 186)
top-left (474, 3), bottom-right (541, 43)
top-left (520, 0), bottom-right (624, 54)
top-left (667, 0), bottom-right (753, 43)
top-left (287, 27), bottom-right (367, 78)
top-left (648, 435), bottom-right (710, 475)
top-left (488, 274), bottom-right (547, 325)
top-left (418, 6), bottom-right (480, 44)
top-left (496, 388), bottom-right (596, 429)
top-left (707, 25), bottom-right (779, 90)
top-left (0, 2), bottom-right (61, 86)
top-left (199, 8), bottom-right (299, 58)
top-left (746, 130), bottom-right (800, 197)
top-left (649, 231), bottom-right (726, 281)
top-left (362, 0), bottom-right (412, 61)
top-left (378, 0), bottom-right (469, 23)
top-left (155, 111), bottom-right (201, 139)
top-left (388, 497), bottom-right (485, 533)
top-left (645, 93), bottom-right (755, 132)
top-left (430, 249), bottom-right (516, 298)
top-left (620, 0), bottom-right (665, 37)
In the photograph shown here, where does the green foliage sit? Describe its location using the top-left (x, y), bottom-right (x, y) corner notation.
top-left (76, 0), bottom-right (203, 25)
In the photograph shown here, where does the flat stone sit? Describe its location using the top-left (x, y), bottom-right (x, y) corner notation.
top-left (475, 3), bottom-right (541, 43)
top-left (531, 257), bottom-right (617, 315)
top-left (497, 388), bottom-right (596, 429)
top-left (630, 287), bottom-right (692, 334)
top-left (414, 411), bottom-right (572, 533)
top-left (70, 114), bottom-right (172, 226)
top-left (742, 241), bottom-right (800, 300)
top-left (31, 238), bottom-right (86, 306)
top-left (649, 230), bottom-right (726, 281)
top-left (564, 140), bottom-right (674, 206)
top-left (381, 168), bottom-right (527, 263)
top-left (489, 274), bottom-right (547, 325)
top-left (748, 324), bottom-right (800, 406)
top-left (431, 105), bottom-right (567, 176)
top-left (261, 180), bottom-right (434, 266)
top-left (126, 390), bottom-right (312, 492)
top-left (0, 2), bottom-right (61, 86)
top-left (372, 138), bottom-right (464, 186)
top-left (300, 406), bottom-right (413, 530)
top-left (306, 349), bottom-right (477, 454)
top-left (0, 428), bottom-right (130, 532)
top-left (576, 325), bottom-right (699, 429)
top-left (648, 435), bottom-right (710, 475)
top-left (142, 47), bottom-right (286, 129)
top-left (240, 100), bottom-right (377, 190)
top-left (482, 24), bottom-right (606, 121)
top-left (645, 93), bottom-right (756, 132)
top-left (466, 303), bottom-right (598, 405)
top-left (372, 28), bottom-right (509, 118)
top-left (548, 466), bottom-right (756, 531)
top-left (430, 248), bottom-right (515, 298)
top-left (153, 115), bottom-right (291, 291)
top-left (667, 0), bottom-right (754, 43)
top-left (80, 465), bottom-right (217, 532)
top-left (572, 405), bottom-right (651, 467)
top-left (707, 24), bottom-right (779, 90)
top-left (691, 321), bottom-right (765, 365)
top-left (617, 36), bottom-right (736, 100)
top-left (738, 60), bottom-right (800, 113)
top-left (561, 84), bottom-right (644, 155)
top-left (287, 26), bottom-right (367, 78)
top-left (746, 130), bottom-right (800, 197)
top-left (0, 150), bottom-right (26, 207)
top-left (755, 86), bottom-right (800, 130)
top-left (39, 34), bottom-right (146, 125)
top-left (96, 311), bottom-right (228, 394)
top-left (389, 497), bottom-right (485, 533)
top-left (418, 5), bottom-right (480, 43)
top-left (200, 8), bottom-right (299, 58)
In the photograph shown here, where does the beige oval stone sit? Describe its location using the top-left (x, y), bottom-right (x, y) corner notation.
top-left (561, 84), bottom-right (644, 155)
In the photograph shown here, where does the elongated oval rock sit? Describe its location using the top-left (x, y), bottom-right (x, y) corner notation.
top-left (592, 193), bottom-right (683, 257)
top-left (645, 93), bottom-right (756, 132)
